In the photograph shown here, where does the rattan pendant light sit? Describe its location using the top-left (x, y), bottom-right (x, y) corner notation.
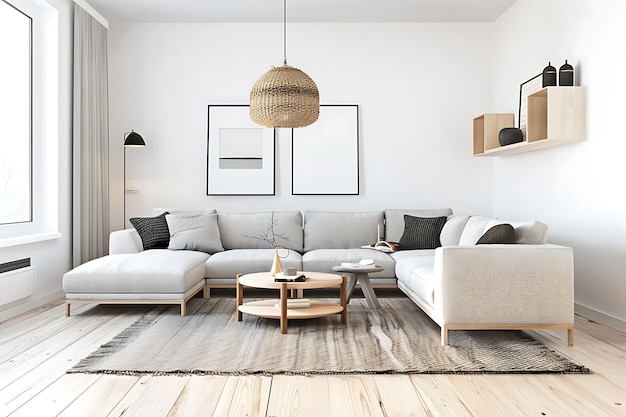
top-left (250, 0), bottom-right (319, 128)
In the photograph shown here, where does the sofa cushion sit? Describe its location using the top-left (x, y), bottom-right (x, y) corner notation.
top-left (129, 212), bottom-right (170, 250)
top-left (63, 250), bottom-right (209, 294)
top-left (399, 215), bottom-right (447, 250)
top-left (205, 248), bottom-right (302, 278)
top-left (217, 211), bottom-right (304, 252)
top-left (458, 216), bottom-right (492, 246)
top-left (392, 250), bottom-right (435, 284)
top-left (152, 208), bottom-right (217, 217)
top-left (439, 215), bottom-right (470, 246)
top-left (302, 248), bottom-right (395, 277)
top-left (384, 209), bottom-right (453, 242)
top-left (166, 213), bottom-right (224, 254)
top-left (303, 211), bottom-right (383, 252)
top-left (477, 224), bottom-right (516, 244)
top-left (392, 250), bottom-right (436, 307)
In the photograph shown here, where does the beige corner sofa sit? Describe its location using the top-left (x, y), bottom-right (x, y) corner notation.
top-left (63, 208), bottom-right (574, 346)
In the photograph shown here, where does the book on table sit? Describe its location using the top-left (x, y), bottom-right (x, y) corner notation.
top-left (360, 241), bottom-right (400, 253)
top-left (340, 259), bottom-right (376, 268)
top-left (274, 274), bottom-right (306, 282)
top-left (252, 299), bottom-right (312, 308)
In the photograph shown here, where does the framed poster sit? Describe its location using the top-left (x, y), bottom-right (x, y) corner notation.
top-left (292, 105), bottom-right (359, 195)
top-left (519, 74), bottom-right (543, 140)
top-left (207, 105), bottom-right (275, 195)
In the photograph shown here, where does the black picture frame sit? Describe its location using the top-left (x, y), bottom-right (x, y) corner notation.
top-left (519, 73), bottom-right (543, 140)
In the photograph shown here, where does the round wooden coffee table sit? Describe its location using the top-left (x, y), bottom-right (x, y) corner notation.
top-left (236, 271), bottom-right (347, 334)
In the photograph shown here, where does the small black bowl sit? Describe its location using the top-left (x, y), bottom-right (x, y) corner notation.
top-left (498, 127), bottom-right (523, 146)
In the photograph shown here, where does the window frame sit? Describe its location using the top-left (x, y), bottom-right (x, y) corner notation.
top-left (0, 0), bottom-right (33, 226)
top-left (0, 0), bottom-right (60, 248)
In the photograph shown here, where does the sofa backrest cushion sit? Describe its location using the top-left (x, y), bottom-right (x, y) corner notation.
top-left (152, 208), bottom-right (217, 217)
top-left (439, 214), bottom-right (470, 246)
top-left (458, 216), bottom-right (492, 245)
top-left (459, 215), bottom-right (549, 245)
top-left (218, 211), bottom-right (304, 252)
top-left (384, 208), bottom-right (453, 243)
top-left (109, 228), bottom-right (144, 254)
top-left (304, 211), bottom-right (383, 251)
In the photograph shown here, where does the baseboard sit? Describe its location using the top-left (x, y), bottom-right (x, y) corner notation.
top-left (575, 303), bottom-right (626, 333)
top-left (0, 290), bottom-right (65, 322)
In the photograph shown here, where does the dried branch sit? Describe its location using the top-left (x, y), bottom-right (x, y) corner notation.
top-left (245, 212), bottom-right (291, 247)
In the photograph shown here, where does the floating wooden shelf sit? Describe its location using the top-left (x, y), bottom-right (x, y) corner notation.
top-left (474, 87), bottom-right (586, 156)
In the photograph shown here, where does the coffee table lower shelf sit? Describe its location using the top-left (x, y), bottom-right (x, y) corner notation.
top-left (238, 300), bottom-right (344, 320)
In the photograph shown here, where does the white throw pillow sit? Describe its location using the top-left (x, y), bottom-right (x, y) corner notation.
top-left (440, 215), bottom-right (470, 246)
top-left (458, 216), bottom-right (492, 245)
top-left (166, 213), bottom-right (224, 254)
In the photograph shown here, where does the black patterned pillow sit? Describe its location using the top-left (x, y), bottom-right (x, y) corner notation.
top-left (399, 215), bottom-right (448, 250)
top-left (129, 212), bottom-right (170, 250)
top-left (476, 224), bottom-right (516, 244)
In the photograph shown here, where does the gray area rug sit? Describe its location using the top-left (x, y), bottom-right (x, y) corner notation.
top-left (68, 297), bottom-right (589, 375)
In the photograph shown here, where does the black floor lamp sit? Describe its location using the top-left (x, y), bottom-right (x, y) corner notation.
top-left (123, 130), bottom-right (146, 227)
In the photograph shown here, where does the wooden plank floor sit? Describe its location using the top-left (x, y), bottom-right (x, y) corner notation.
top-left (0, 297), bottom-right (624, 417)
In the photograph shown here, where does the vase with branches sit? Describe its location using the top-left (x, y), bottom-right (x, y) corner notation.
top-left (246, 212), bottom-right (290, 275)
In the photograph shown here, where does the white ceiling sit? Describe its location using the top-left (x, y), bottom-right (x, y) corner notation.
top-left (85, 0), bottom-right (518, 23)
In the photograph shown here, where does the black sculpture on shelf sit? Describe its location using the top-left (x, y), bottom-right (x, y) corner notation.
top-left (499, 127), bottom-right (524, 146)
top-left (559, 60), bottom-right (574, 86)
top-left (542, 62), bottom-right (557, 87)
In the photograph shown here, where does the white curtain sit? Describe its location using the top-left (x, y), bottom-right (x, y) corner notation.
top-left (72, 4), bottom-right (109, 266)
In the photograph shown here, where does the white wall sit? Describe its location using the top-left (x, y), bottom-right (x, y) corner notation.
top-left (105, 1), bottom-right (626, 331)
top-left (107, 22), bottom-right (495, 230)
top-left (0, 0), bottom-right (73, 321)
top-left (492, 0), bottom-right (626, 330)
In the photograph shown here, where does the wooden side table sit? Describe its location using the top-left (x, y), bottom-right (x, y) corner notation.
top-left (331, 265), bottom-right (384, 308)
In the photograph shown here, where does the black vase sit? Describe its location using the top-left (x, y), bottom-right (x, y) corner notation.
top-left (499, 128), bottom-right (524, 146)
top-left (559, 60), bottom-right (574, 86)
top-left (542, 62), bottom-right (557, 87)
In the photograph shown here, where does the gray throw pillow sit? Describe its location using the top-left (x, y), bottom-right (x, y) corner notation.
top-left (129, 212), bottom-right (170, 250)
top-left (166, 213), bottom-right (224, 254)
top-left (476, 223), bottom-right (516, 244)
top-left (398, 215), bottom-right (447, 250)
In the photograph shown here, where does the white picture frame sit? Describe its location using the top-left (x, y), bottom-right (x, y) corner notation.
top-left (292, 105), bottom-right (359, 195)
top-left (207, 105), bottom-right (275, 195)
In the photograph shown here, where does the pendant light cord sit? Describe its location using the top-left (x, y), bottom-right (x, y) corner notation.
top-left (283, 0), bottom-right (287, 65)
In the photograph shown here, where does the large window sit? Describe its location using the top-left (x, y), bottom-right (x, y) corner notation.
top-left (0, 0), bottom-right (32, 225)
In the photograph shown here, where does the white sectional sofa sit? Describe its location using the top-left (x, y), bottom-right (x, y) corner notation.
top-left (63, 208), bottom-right (575, 345)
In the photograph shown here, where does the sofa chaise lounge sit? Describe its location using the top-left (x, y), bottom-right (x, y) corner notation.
top-left (63, 208), bottom-right (574, 345)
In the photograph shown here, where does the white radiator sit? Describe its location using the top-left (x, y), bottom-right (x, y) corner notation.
top-left (0, 260), bottom-right (35, 306)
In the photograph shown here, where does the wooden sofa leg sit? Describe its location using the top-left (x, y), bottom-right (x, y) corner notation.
top-left (568, 328), bottom-right (574, 346)
top-left (66, 302), bottom-right (71, 317)
top-left (204, 285), bottom-right (210, 299)
top-left (181, 302), bottom-right (187, 316)
top-left (441, 326), bottom-right (449, 346)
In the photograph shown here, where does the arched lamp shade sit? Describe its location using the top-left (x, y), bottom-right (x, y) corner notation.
top-left (124, 130), bottom-right (146, 147)
top-left (250, 60), bottom-right (320, 128)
